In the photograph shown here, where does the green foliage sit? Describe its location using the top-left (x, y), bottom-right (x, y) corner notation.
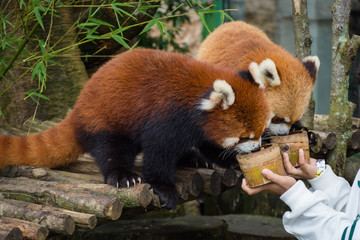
top-left (0, 0), bottom-right (232, 120)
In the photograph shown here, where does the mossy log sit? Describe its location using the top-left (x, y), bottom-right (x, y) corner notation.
top-left (0, 198), bottom-right (96, 231)
top-left (0, 165), bottom-right (102, 184)
top-left (0, 177), bottom-right (122, 220)
top-left (0, 165), bottom-right (152, 208)
top-left (0, 216), bottom-right (48, 240)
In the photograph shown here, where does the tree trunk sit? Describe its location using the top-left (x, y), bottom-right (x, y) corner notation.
top-left (34, 5), bottom-right (88, 121)
top-left (292, 0), bottom-right (315, 129)
top-left (328, 0), bottom-right (360, 175)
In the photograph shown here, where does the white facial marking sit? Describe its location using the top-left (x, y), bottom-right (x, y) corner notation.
top-left (222, 137), bottom-right (240, 148)
top-left (284, 117), bottom-right (291, 123)
top-left (249, 133), bottom-right (255, 139)
top-left (268, 123), bottom-right (290, 135)
top-left (235, 140), bottom-right (261, 154)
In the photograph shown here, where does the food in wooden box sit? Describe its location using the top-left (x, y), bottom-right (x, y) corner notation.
top-left (270, 130), bottom-right (310, 167)
top-left (237, 144), bottom-right (286, 187)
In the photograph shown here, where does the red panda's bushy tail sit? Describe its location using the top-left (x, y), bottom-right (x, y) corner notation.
top-left (0, 116), bottom-right (83, 168)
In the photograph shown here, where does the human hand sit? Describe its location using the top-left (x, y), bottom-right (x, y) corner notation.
top-left (241, 169), bottom-right (297, 195)
top-left (283, 149), bottom-right (317, 180)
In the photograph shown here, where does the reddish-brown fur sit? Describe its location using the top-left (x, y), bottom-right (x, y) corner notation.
top-left (197, 21), bottom-right (317, 130)
top-left (0, 49), bottom-right (269, 169)
top-left (0, 118), bottom-right (81, 168)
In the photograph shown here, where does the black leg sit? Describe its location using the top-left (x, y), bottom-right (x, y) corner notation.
top-left (79, 131), bottom-right (141, 187)
top-left (141, 143), bottom-right (180, 210)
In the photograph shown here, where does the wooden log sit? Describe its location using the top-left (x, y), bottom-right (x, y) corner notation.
top-left (61, 183), bottom-right (153, 208)
top-left (0, 225), bottom-right (22, 240)
top-left (175, 181), bottom-right (189, 200)
top-left (0, 177), bottom-right (122, 220)
top-left (0, 216), bottom-right (48, 240)
top-left (352, 117), bottom-right (360, 129)
top-left (0, 165), bottom-right (152, 208)
top-left (0, 199), bottom-right (75, 235)
top-left (0, 198), bottom-right (96, 231)
top-left (175, 170), bottom-right (203, 197)
top-left (59, 158), bottom-right (100, 175)
top-left (214, 167), bottom-right (238, 187)
top-left (191, 168), bottom-right (221, 196)
top-left (349, 129), bottom-right (360, 150)
top-left (310, 130), bottom-right (337, 153)
top-left (0, 165), bottom-right (103, 184)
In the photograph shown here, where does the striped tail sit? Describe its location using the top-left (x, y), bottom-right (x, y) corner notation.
top-left (0, 117), bottom-right (83, 168)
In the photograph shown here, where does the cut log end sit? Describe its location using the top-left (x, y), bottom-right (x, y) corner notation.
top-left (324, 132), bottom-right (337, 150)
top-left (0, 227), bottom-right (22, 240)
top-left (105, 198), bottom-right (123, 220)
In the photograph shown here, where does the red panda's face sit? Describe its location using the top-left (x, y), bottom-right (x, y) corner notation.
top-left (264, 56), bottom-right (320, 135)
top-left (198, 79), bottom-right (269, 154)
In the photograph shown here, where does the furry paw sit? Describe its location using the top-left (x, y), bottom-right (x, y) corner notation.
top-left (105, 171), bottom-right (141, 188)
top-left (151, 183), bottom-right (178, 210)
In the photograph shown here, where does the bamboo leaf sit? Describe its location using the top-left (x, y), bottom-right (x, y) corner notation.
top-left (111, 4), bottom-right (137, 20)
top-left (89, 18), bottom-right (114, 28)
top-left (31, 92), bottom-right (50, 101)
top-left (34, 7), bottom-right (44, 30)
top-left (198, 13), bottom-right (210, 33)
top-left (38, 40), bottom-right (46, 56)
top-left (140, 19), bottom-right (157, 35)
top-left (0, 108), bottom-right (4, 119)
top-left (112, 35), bottom-right (130, 49)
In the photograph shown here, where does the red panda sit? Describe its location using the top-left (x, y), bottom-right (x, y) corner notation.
top-left (197, 21), bottom-right (320, 135)
top-left (0, 48), bottom-right (271, 209)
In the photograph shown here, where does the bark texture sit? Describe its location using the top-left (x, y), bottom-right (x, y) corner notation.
top-left (328, 0), bottom-right (360, 175)
top-left (292, 0), bottom-right (315, 129)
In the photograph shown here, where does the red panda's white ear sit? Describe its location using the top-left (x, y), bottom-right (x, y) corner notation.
top-left (248, 59), bottom-right (280, 88)
top-left (302, 56), bottom-right (320, 83)
top-left (198, 79), bottom-right (235, 111)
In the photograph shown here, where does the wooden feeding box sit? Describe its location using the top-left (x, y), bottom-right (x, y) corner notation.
top-left (270, 130), bottom-right (310, 167)
top-left (236, 144), bottom-right (286, 187)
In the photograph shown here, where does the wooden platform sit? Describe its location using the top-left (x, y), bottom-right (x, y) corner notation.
top-left (0, 116), bottom-right (359, 239)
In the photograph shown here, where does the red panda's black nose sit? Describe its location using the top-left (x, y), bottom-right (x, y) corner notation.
top-left (251, 146), bottom-right (261, 153)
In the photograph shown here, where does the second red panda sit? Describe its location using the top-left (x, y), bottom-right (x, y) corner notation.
top-left (197, 21), bottom-right (320, 135)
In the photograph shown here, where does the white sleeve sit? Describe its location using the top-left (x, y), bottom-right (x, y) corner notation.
top-left (280, 181), bottom-right (359, 240)
top-left (307, 165), bottom-right (350, 211)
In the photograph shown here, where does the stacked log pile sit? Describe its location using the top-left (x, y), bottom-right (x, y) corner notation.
top-left (0, 115), bottom-right (358, 239)
top-left (311, 114), bottom-right (360, 158)
top-left (0, 120), bottom-right (242, 239)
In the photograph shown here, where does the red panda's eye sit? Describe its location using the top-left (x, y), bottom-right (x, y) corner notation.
top-left (271, 117), bottom-right (285, 124)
